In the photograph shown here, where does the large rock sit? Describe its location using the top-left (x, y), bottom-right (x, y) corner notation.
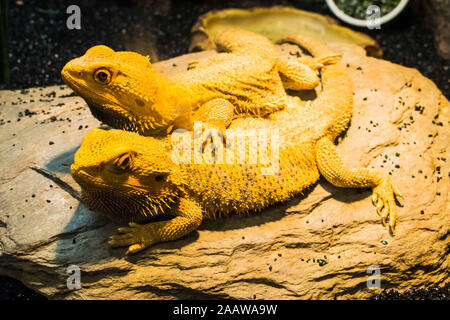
top-left (0, 43), bottom-right (448, 300)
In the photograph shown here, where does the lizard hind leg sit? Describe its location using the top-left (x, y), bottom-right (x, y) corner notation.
top-left (315, 136), bottom-right (403, 234)
top-left (277, 54), bottom-right (342, 91)
top-left (278, 59), bottom-right (320, 91)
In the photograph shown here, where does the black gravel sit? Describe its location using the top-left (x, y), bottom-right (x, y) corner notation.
top-left (0, 275), bottom-right (47, 300)
top-left (0, 0), bottom-right (448, 300)
top-left (373, 282), bottom-right (450, 300)
top-left (0, 0), bottom-right (449, 97)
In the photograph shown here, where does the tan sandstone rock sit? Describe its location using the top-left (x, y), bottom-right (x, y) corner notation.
top-left (0, 42), bottom-right (448, 299)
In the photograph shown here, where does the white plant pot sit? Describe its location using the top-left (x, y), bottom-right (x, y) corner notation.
top-left (326, 0), bottom-right (410, 27)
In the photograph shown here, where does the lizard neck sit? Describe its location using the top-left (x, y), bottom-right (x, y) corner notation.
top-left (134, 72), bottom-right (194, 135)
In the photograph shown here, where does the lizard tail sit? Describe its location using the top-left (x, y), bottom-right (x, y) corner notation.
top-left (276, 34), bottom-right (342, 64)
top-left (215, 28), bottom-right (277, 59)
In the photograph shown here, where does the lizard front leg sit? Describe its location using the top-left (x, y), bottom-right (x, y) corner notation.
top-left (192, 98), bottom-right (235, 148)
top-left (193, 98), bottom-right (235, 130)
top-left (315, 136), bottom-right (403, 233)
top-left (108, 196), bottom-right (203, 254)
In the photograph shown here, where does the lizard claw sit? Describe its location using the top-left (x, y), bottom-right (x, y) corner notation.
top-left (201, 126), bottom-right (226, 162)
top-left (187, 60), bottom-right (200, 70)
top-left (372, 177), bottom-right (403, 234)
top-left (316, 54), bottom-right (342, 66)
top-left (125, 243), bottom-right (146, 255)
top-left (392, 184), bottom-right (404, 207)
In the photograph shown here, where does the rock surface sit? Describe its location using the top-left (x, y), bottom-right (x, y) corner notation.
top-left (0, 43), bottom-right (448, 300)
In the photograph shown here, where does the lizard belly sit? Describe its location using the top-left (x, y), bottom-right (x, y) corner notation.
top-left (191, 69), bottom-right (287, 116)
top-left (175, 56), bottom-right (285, 115)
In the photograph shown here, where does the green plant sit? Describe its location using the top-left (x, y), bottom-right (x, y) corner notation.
top-left (335, 0), bottom-right (401, 19)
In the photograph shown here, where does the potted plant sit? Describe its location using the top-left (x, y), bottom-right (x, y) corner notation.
top-left (326, 0), bottom-right (409, 27)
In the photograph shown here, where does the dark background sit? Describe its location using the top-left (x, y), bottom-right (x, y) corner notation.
top-left (1, 0), bottom-right (449, 96)
top-left (0, 0), bottom-right (448, 300)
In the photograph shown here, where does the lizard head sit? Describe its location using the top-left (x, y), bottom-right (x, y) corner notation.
top-left (61, 45), bottom-right (175, 136)
top-left (71, 128), bottom-right (180, 223)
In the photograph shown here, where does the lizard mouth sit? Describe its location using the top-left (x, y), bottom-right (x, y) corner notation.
top-left (61, 72), bottom-right (141, 130)
top-left (86, 101), bottom-right (173, 136)
top-left (71, 167), bottom-right (173, 223)
top-left (62, 71), bottom-right (173, 136)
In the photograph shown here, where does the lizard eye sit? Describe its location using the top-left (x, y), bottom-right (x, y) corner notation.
top-left (115, 153), bottom-right (132, 171)
top-left (94, 68), bottom-right (111, 84)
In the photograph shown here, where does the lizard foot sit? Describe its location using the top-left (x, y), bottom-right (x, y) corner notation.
top-left (316, 54), bottom-right (342, 66)
top-left (108, 222), bottom-right (156, 255)
top-left (295, 54), bottom-right (341, 71)
top-left (197, 125), bottom-right (226, 161)
top-left (372, 177), bottom-right (404, 234)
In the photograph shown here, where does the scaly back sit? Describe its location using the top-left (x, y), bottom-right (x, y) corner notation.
top-left (228, 34), bottom-right (353, 145)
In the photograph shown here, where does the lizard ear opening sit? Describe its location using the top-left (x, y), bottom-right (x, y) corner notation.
top-left (114, 152), bottom-right (135, 171)
top-left (154, 172), bottom-right (169, 183)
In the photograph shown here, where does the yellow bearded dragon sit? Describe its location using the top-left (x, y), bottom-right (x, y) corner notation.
top-left (70, 34), bottom-right (402, 254)
top-left (61, 29), bottom-right (339, 136)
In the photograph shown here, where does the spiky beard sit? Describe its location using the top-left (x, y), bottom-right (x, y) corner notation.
top-left (81, 186), bottom-right (176, 224)
top-left (86, 101), bottom-right (170, 136)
